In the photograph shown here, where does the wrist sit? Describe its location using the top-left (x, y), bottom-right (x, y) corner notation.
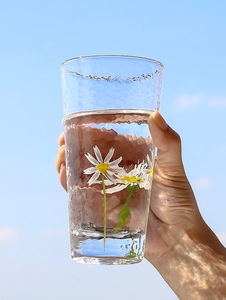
top-left (155, 219), bottom-right (226, 299)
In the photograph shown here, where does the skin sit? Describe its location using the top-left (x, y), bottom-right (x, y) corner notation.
top-left (56, 111), bottom-right (226, 299)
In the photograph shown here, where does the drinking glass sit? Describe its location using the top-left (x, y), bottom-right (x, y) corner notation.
top-left (61, 55), bottom-right (164, 264)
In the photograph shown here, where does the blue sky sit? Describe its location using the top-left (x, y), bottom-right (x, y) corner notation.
top-left (0, 1), bottom-right (226, 299)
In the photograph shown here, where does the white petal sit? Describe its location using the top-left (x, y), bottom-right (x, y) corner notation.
top-left (85, 153), bottom-right (99, 165)
top-left (104, 172), bottom-right (117, 184)
top-left (83, 166), bottom-right (97, 174)
top-left (104, 147), bottom-right (114, 163)
top-left (141, 180), bottom-right (151, 190)
top-left (108, 156), bottom-right (122, 166)
top-left (93, 146), bottom-right (103, 163)
top-left (104, 179), bottom-right (114, 186)
top-left (105, 170), bottom-right (115, 177)
top-left (105, 184), bottom-right (128, 194)
top-left (146, 154), bottom-right (151, 166)
top-left (109, 166), bottom-right (124, 174)
top-left (88, 171), bottom-right (100, 185)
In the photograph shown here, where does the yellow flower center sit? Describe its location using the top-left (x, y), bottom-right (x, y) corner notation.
top-left (150, 167), bottom-right (154, 176)
top-left (97, 163), bottom-right (109, 174)
top-left (120, 175), bottom-right (142, 184)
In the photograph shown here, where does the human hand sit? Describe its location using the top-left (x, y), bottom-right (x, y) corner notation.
top-left (147, 112), bottom-right (226, 299)
top-left (144, 111), bottom-right (202, 266)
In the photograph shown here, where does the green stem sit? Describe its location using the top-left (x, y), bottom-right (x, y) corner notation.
top-left (101, 174), bottom-right (107, 250)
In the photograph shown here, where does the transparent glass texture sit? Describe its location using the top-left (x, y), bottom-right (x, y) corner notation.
top-left (61, 55), bottom-right (164, 265)
top-left (61, 55), bottom-right (164, 115)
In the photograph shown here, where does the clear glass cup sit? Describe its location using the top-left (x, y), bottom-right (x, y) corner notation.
top-left (61, 55), bottom-right (164, 265)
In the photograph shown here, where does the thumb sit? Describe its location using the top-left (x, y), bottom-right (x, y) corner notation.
top-left (149, 111), bottom-right (184, 171)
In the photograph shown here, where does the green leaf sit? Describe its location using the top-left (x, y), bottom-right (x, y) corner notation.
top-left (114, 203), bottom-right (131, 233)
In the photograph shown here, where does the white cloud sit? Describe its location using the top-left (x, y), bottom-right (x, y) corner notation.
top-left (175, 94), bottom-right (226, 110)
top-left (0, 227), bottom-right (17, 245)
top-left (176, 94), bottom-right (203, 110)
top-left (209, 96), bottom-right (226, 108)
top-left (192, 177), bottom-right (212, 189)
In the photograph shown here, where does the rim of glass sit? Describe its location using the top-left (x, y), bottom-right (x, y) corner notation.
top-left (61, 54), bottom-right (164, 68)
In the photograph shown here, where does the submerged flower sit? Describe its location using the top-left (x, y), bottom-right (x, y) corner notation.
top-left (105, 161), bottom-right (151, 194)
top-left (84, 146), bottom-right (123, 186)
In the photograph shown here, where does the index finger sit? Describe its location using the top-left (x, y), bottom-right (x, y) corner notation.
top-left (58, 132), bottom-right (65, 147)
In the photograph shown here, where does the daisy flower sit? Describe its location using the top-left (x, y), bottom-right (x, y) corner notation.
top-left (83, 146), bottom-right (123, 249)
top-left (84, 146), bottom-right (123, 186)
top-left (105, 161), bottom-right (151, 194)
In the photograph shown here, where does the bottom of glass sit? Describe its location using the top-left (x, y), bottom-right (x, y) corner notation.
top-left (72, 256), bottom-right (142, 265)
top-left (70, 225), bottom-right (146, 265)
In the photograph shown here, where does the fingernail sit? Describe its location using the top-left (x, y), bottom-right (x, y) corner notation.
top-left (152, 111), bottom-right (168, 131)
